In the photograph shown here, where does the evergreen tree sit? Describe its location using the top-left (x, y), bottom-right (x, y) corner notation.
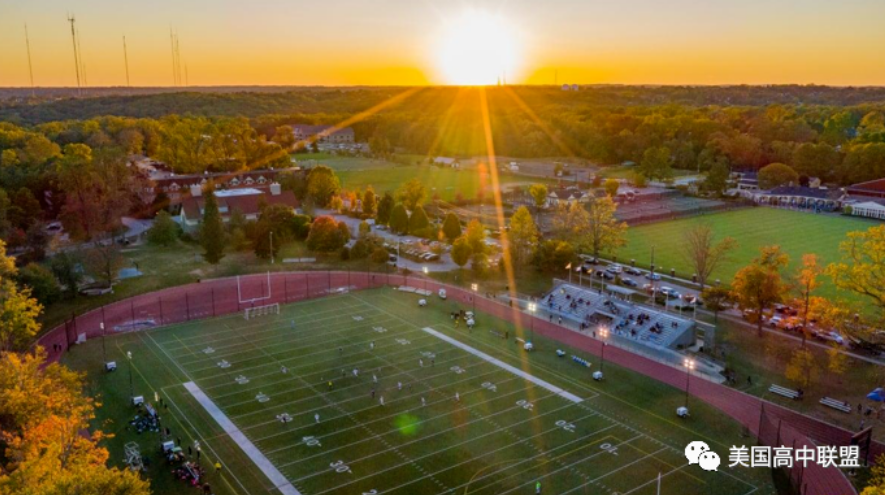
top-left (408, 205), bottom-right (430, 234)
top-left (147, 211), bottom-right (180, 246)
top-left (389, 204), bottom-right (409, 234)
top-left (200, 189), bottom-right (226, 265)
top-left (376, 192), bottom-right (395, 225)
top-left (442, 212), bottom-right (462, 242)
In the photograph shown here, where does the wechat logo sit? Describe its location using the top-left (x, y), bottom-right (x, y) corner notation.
top-left (685, 441), bottom-right (720, 472)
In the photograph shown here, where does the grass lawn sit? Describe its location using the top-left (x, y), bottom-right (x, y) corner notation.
top-left (63, 288), bottom-right (777, 495)
top-left (40, 240), bottom-right (392, 331)
top-left (599, 166), bottom-right (697, 180)
top-left (614, 207), bottom-right (879, 298)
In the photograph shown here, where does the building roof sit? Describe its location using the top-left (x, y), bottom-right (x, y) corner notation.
top-left (848, 178), bottom-right (885, 195)
top-left (181, 190), bottom-right (299, 219)
top-left (763, 186), bottom-right (839, 200)
top-left (292, 124), bottom-right (354, 138)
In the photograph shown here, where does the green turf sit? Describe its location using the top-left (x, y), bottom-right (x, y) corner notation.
top-left (64, 288), bottom-right (777, 495)
top-left (613, 207), bottom-right (879, 296)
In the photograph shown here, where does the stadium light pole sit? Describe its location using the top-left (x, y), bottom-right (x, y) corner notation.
top-left (126, 351), bottom-right (134, 399)
top-left (471, 283), bottom-right (478, 314)
top-left (269, 231), bottom-right (274, 264)
top-left (598, 326), bottom-right (609, 374)
top-left (422, 266), bottom-right (428, 292)
top-left (683, 358), bottom-right (695, 408)
top-left (527, 302), bottom-right (537, 343)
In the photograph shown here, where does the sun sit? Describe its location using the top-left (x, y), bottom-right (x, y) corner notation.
top-left (436, 10), bottom-right (520, 86)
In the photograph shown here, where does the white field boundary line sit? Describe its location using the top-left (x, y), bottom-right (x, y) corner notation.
top-left (184, 381), bottom-right (301, 495)
top-left (370, 290), bottom-right (602, 400)
top-left (537, 446), bottom-right (670, 495)
top-left (132, 332), bottom-right (252, 495)
top-left (422, 327), bottom-right (583, 403)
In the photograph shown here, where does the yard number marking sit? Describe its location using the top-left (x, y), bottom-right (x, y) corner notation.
top-left (235, 375), bottom-right (249, 384)
top-left (218, 360), bottom-right (231, 369)
top-left (516, 399), bottom-right (534, 411)
top-left (372, 326), bottom-right (387, 333)
top-left (396, 338), bottom-right (411, 346)
top-left (330, 460), bottom-right (352, 474)
top-left (481, 381), bottom-right (497, 392)
top-left (302, 436), bottom-right (321, 447)
top-left (352, 316), bottom-right (364, 321)
top-left (203, 347), bottom-right (215, 354)
top-left (556, 420), bottom-right (576, 433)
top-left (600, 443), bottom-right (619, 455)
top-left (362, 491), bottom-right (378, 495)
top-left (450, 366), bottom-right (466, 375)
top-left (420, 351), bottom-right (436, 359)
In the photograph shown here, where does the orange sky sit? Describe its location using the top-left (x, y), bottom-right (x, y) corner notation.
top-left (1, 0), bottom-right (884, 87)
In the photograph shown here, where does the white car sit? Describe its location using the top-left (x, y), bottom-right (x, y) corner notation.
top-left (605, 264), bottom-right (623, 274)
top-left (659, 287), bottom-right (681, 299)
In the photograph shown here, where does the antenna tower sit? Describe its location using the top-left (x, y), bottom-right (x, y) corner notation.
top-left (24, 24), bottom-right (35, 96)
top-left (66, 15), bottom-right (82, 96)
top-left (123, 36), bottom-right (131, 92)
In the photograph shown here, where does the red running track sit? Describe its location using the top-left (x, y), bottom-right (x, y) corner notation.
top-left (37, 271), bottom-right (863, 495)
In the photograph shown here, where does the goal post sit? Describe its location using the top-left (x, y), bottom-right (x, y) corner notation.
top-left (244, 303), bottom-right (280, 320)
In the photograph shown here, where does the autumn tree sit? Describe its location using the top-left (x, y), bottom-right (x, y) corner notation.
top-left (306, 216), bottom-right (346, 252)
top-left (200, 188), bottom-right (226, 266)
top-left (784, 348), bottom-right (817, 389)
top-left (451, 237), bottom-right (472, 268)
top-left (464, 220), bottom-right (486, 256)
top-left (828, 225), bottom-right (885, 325)
top-left (50, 251), bottom-right (83, 299)
top-left (793, 253), bottom-right (824, 347)
top-left (306, 165), bottom-right (341, 208)
top-left (551, 201), bottom-right (590, 247)
top-left (442, 212), bottom-right (462, 242)
top-left (731, 246), bottom-right (791, 337)
top-left (0, 350), bottom-right (150, 495)
top-left (528, 184), bottom-right (548, 209)
top-left (701, 286), bottom-right (731, 323)
top-left (396, 178), bottom-right (427, 210)
top-left (84, 241), bottom-right (125, 288)
top-left (680, 224), bottom-right (736, 289)
top-left (757, 162), bottom-right (799, 189)
top-left (273, 125), bottom-right (296, 150)
top-left (508, 206), bottom-right (539, 271)
top-left (586, 196), bottom-right (628, 258)
top-left (604, 179), bottom-right (620, 197)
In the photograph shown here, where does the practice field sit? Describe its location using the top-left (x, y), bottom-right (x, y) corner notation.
top-left (65, 289), bottom-right (776, 495)
top-left (616, 207), bottom-right (878, 291)
top-left (314, 156), bottom-right (551, 201)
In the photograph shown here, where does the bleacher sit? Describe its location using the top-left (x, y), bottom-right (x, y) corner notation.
top-left (541, 283), bottom-right (694, 349)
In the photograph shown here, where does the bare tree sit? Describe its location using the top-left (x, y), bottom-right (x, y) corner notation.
top-left (681, 224), bottom-right (736, 289)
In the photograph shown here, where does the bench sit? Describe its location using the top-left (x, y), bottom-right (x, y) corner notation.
top-left (769, 384), bottom-right (801, 400)
top-left (820, 397), bottom-right (852, 413)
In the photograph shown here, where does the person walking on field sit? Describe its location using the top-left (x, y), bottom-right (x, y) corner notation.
top-left (314, 413), bottom-right (320, 424)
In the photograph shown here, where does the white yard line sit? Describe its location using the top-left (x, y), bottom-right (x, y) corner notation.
top-left (183, 381), bottom-right (301, 495)
top-left (421, 327), bottom-right (583, 403)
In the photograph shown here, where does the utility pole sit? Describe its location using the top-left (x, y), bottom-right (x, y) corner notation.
top-left (77, 27), bottom-right (87, 90)
top-left (123, 35), bottom-right (131, 93)
top-left (24, 24), bottom-right (35, 96)
top-left (67, 14), bottom-right (82, 96)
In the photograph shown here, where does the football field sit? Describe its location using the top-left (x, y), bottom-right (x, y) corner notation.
top-left (68, 289), bottom-right (774, 495)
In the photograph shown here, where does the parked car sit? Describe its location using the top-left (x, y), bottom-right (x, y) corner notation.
top-left (624, 267), bottom-right (643, 276)
top-left (605, 264), bottom-right (623, 274)
top-left (659, 287), bottom-right (681, 299)
top-left (621, 279), bottom-right (639, 288)
top-left (645, 272), bottom-right (662, 281)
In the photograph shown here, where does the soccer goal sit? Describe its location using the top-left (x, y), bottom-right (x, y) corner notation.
top-left (244, 303), bottom-right (280, 320)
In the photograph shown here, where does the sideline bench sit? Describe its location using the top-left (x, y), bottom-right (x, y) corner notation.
top-left (820, 397), bottom-right (852, 413)
top-left (769, 384), bottom-right (801, 400)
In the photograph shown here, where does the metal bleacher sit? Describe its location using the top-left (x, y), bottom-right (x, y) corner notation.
top-left (541, 283), bottom-right (694, 349)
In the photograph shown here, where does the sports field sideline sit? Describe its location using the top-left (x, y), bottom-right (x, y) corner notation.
top-left (66, 288), bottom-right (776, 495)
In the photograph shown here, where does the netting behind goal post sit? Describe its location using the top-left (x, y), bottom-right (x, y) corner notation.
top-left (244, 303), bottom-right (280, 320)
